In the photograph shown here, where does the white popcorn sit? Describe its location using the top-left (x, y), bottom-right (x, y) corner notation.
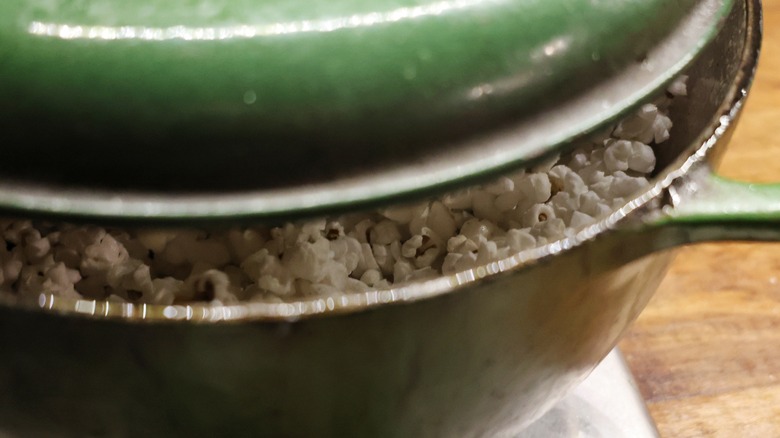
top-left (108, 230), bottom-right (149, 261)
top-left (136, 229), bottom-right (178, 254)
top-left (324, 221), bottom-right (345, 240)
top-left (1, 253), bottom-right (23, 286)
top-left (505, 229), bottom-right (536, 252)
top-left (283, 239), bottom-right (332, 283)
top-left (188, 269), bottom-right (238, 303)
top-left (568, 150), bottom-right (590, 170)
top-left (22, 230), bottom-right (50, 263)
top-left (570, 211), bottom-right (596, 229)
top-left (494, 189), bottom-right (522, 212)
top-left (370, 220), bottom-right (403, 246)
top-left (604, 139), bottom-right (657, 175)
top-left (1, 221), bottom-right (34, 246)
top-left (41, 263), bottom-right (81, 296)
top-left (380, 204), bottom-right (422, 224)
top-left (408, 206), bottom-right (430, 236)
top-left (81, 234), bottom-right (129, 278)
top-left (667, 75), bottom-right (688, 96)
top-left (353, 242), bottom-right (380, 278)
top-left (536, 218), bottom-right (566, 241)
top-left (319, 260), bottom-right (350, 291)
top-left (651, 113), bottom-right (673, 144)
top-left (0, 79), bottom-right (684, 304)
top-left (579, 192), bottom-right (604, 216)
top-left (548, 165), bottom-right (570, 193)
top-left (613, 104), bottom-right (659, 144)
top-left (409, 228), bottom-right (443, 268)
top-left (402, 235), bottom-right (424, 258)
top-left (475, 238), bottom-right (500, 265)
top-left (441, 253), bottom-right (463, 274)
top-left (406, 267), bottom-right (438, 282)
top-left (446, 234), bottom-right (478, 254)
top-left (106, 259), bottom-right (153, 301)
top-left (459, 219), bottom-right (497, 241)
top-left (550, 192), bottom-right (580, 224)
top-left (627, 142), bottom-right (656, 173)
top-left (393, 260), bottom-right (415, 283)
top-left (610, 171), bottom-right (650, 197)
top-left (484, 177), bottom-right (514, 195)
top-left (590, 175), bottom-right (616, 199)
top-left (604, 139), bottom-right (633, 173)
top-left (264, 227), bottom-right (286, 256)
top-left (59, 226), bottom-right (106, 251)
top-left (448, 251), bottom-right (479, 273)
top-left (427, 201), bottom-right (458, 241)
top-left (150, 277), bottom-right (184, 305)
top-left (523, 204), bottom-right (556, 228)
top-left (372, 244), bottom-right (395, 275)
top-left (564, 170), bottom-right (588, 196)
top-left (519, 173), bottom-right (552, 205)
top-left (441, 190), bottom-right (473, 210)
top-left (257, 274), bottom-right (295, 297)
top-left (472, 190), bottom-right (502, 223)
top-left (413, 247), bottom-right (439, 269)
top-left (344, 277), bottom-right (371, 293)
top-left (226, 228), bottom-right (266, 261)
top-left (610, 197), bottom-right (627, 208)
top-left (242, 249), bottom-right (285, 282)
top-left (531, 154), bottom-right (560, 173)
top-left (350, 219), bottom-right (375, 244)
top-left (359, 269), bottom-right (384, 287)
top-left (329, 236), bottom-right (361, 275)
top-left (299, 219), bottom-right (326, 243)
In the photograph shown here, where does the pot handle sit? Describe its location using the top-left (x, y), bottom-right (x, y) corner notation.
top-left (650, 163), bottom-right (780, 243)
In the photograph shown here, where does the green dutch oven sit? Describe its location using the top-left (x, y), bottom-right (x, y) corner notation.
top-left (0, 0), bottom-right (774, 437)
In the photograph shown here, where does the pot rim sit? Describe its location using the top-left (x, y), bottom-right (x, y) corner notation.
top-left (0, 0), bottom-right (761, 323)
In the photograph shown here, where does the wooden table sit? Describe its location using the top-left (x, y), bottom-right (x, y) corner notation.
top-left (618, 1), bottom-right (780, 436)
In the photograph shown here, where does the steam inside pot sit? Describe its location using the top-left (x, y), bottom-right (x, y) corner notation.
top-left (0, 77), bottom-right (687, 305)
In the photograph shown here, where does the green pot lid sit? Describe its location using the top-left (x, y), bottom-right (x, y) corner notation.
top-left (0, 0), bottom-right (733, 222)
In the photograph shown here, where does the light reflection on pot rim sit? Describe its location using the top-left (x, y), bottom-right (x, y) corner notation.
top-left (16, 196), bottom-right (670, 323)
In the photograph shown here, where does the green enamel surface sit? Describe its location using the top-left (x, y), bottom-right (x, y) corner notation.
top-left (664, 173), bottom-right (780, 224)
top-left (0, 0), bottom-right (711, 190)
top-left (1, 0), bottom-right (695, 129)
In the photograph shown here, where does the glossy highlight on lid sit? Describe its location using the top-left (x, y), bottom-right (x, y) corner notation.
top-left (26, 0), bottom-right (494, 40)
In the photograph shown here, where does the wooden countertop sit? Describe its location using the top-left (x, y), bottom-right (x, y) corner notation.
top-left (618, 1), bottom-right (780, 436)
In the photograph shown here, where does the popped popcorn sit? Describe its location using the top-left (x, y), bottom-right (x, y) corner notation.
top-left (0, 78), bottom-right (686, 305)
